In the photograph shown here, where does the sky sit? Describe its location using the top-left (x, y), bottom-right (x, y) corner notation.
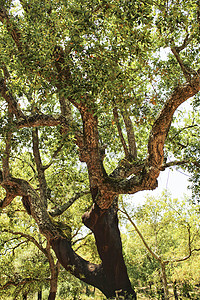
top-left (131, 167), bottom-right (191, 206)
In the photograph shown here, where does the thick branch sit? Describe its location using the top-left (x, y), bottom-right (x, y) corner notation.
top-left (147, 72), bottom-right (200, 176)
top-left (50, 238), bottom-right (112, 297)
top-left (109, 159), bottom-right (145, 180)
top-left (107, 72), bottom-right (200, 196)
top-left (16, 114), bottom-right (84, 148)
top-left (17, 114), bottom-right (64, 128)
top-left (78, 106), bottom-right (114, 209)
top-left (0, 172), bottom-right (113, 295)
top-left (82, 201), bottom-right (136, 298)
top-left (198, 0), bottom-right (200, 30)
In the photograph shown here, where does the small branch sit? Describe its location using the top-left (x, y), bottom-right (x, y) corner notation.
top-left (32, 128), bottom-right (48, 206)
top-left (73, 239), bottom-right (91, 252)
top-left (72, 232), bottom-right (92, 246)
top-left (119, 206), bottom-right (161, 262)
top-left (191, 247), bottom-right (200, 253)
top-left (164, 225), bottom-right (192, 264)
top-left (0, 77), bottom-right (25, 119)
top-left (170, 35), bottom-right (194, 82)
top-left (169, 124), bottom-right (199, 141)
top-left (2, 113), bottom-right (13, 179)
top-left (11, 241), bottom-right (27, 256)
top-left (10, 156), bottom-right (36, 175)
top-left (121, 107), bottom-right (137, 159)
top-left (113, 107), bottom-right (129, 157)
top-left (160, 159), bottom-right (190, 170)
top-left (173, 34), bottom-right (192, 53)
top-left (49, 190), bottom-right (90, 217)
top-left (0, 277), bottom-right (50, 290)
top-left (3, 229), bottom-right (48, 256)
top-left (161, 159), bottom-right (200, 171)
top-left (43, 142), bottom-right (65, 171)
top-left (171, 47), bottom-right (191, 81)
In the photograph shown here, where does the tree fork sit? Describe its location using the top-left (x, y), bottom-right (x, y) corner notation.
top-left (82, 199), bottom-right (136, 299)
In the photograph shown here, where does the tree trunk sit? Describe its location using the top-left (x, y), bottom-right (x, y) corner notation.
top-left (38, 290), bottom-right (42, 300)
top-left (82, 200), bottom-right (136, 299)
top-left (173, 281), bottom-right (179, 300)
top-left (51, 200), bottom-right (136, 299)
top-left (22, 294), bottom-right (28, 300)
top-left (160, 263), bottom-right (169, 300)
top-left (48, 268), bottom-right (59, 300)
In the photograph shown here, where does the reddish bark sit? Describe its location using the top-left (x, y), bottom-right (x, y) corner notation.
top-left (48, 292), bottom-right (56, 300)
top-left (82, 201), bottom-right (136, 299)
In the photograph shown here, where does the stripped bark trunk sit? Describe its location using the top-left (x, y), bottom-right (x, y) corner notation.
top-left (82, 200), bottom-right (136, 299)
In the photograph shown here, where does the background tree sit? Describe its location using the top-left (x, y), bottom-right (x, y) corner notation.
top-left (120, 193), bottom-right (200, 299)
top-left (0, 0), bottom-right (200, 298)
top-left (0, 196), bottom-right (60, 299)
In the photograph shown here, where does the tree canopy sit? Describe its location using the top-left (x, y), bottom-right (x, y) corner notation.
top-left (0, 0), bottom-right (200, 299)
